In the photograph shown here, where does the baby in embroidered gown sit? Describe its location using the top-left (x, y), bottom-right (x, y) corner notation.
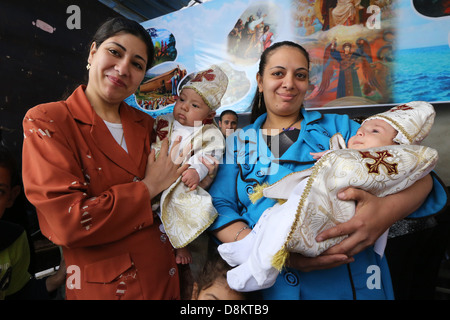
top-left (151, 65), bottom-right (228, 264)
top-left (218, 101), bottom-right (438, 291)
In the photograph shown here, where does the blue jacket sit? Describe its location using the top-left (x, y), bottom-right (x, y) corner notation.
top-left (209, 108), bottom-right (447, 300)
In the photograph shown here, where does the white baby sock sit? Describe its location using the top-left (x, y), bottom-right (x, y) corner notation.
top-left (218, 231), bottom-right (256, 267)
top-left (226, 259), bottom-right (278, 292)
top-left (226, 262), bottom-right (260, 292)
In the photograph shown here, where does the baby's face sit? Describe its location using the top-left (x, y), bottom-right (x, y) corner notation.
top-left (348, 119), bottom-right (397, 150)
top-left (173, 88), bottom-right (214, 127)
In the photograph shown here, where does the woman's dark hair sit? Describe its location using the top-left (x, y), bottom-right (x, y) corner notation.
top-left (91, 17), bottom-right (155, 71)
top-left (250, 41), bottom-right (310, 123)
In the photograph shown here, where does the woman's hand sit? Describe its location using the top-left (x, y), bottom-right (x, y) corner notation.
top-left (287, 252), bottom-right (354, 272)
top-left (317, 188), bottom-right (388, 257)
top-left (142, 137), bottom-right (190, 199)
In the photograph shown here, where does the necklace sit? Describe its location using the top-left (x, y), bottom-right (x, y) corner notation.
top-left (282, 116), bottom-right (300, 131)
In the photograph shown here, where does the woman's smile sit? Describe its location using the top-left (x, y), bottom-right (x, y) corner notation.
top-left (277, 92), bottom-right (296, 101)
top-left (107, 75), bottom-right (126, 88)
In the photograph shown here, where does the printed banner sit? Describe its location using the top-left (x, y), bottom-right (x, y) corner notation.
top-left (125, 0), bottom-right (450, 117)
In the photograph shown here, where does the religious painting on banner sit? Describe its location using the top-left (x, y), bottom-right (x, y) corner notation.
top-left (124, 0), bottom-right (450, 117)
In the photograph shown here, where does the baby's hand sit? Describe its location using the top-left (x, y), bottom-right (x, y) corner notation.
top-left (182, 168), bottom-right (200, 191)
top-left (310, 151), bottom-right (327, 160)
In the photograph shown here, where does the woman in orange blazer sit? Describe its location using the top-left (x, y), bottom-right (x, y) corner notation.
top-left (21, 17), bottom-right (189, 300)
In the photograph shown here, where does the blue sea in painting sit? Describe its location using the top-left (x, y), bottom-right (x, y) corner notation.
top-left (393, 45), bottom-right (450, 103)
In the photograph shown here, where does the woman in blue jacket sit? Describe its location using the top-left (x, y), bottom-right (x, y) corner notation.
top-left (208, 41), bottom-right (447, 300)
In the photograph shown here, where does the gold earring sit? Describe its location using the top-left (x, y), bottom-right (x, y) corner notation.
top-left (258, 92), bottom-right (262, 110)
top-left (86, 63), bottom-right (91, 70)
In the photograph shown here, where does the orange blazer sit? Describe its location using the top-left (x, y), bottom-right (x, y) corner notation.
top-left (22, 86), bottom-right (179, 300)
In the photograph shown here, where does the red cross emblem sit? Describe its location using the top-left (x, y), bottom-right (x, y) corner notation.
top-left (388, 104), bottom-right (413, 112)
top-left (191, 69), bottom-right (216, 82)
top-left (359, 150), bottom-right (399, 175)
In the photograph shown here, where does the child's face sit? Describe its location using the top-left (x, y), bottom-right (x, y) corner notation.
top-left (219, 114), bottom-right (238, 137)
top-left (0, 166), bottom-right (19, 219)
top-left (348, 119), bottom-right (397, 150)
top-left (173, 88), bottom-right (215, 127)
top-left (192, 278), bottom-right (245, 300)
